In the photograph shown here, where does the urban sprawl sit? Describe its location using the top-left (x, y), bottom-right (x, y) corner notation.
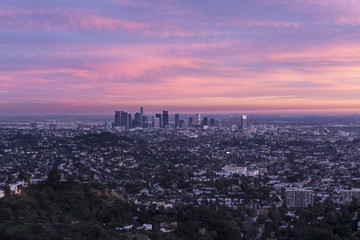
top-left (1, 109), bottom-right (360, 238)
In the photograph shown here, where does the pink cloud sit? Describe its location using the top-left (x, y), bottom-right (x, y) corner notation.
top-left (245, 21), bottom-right (299, 27)
top-left (334, 15), bottom-right (360, 25)
top-left (269, 0), bottom-right (360, 25)
top-left (0, 6), bottom-right (145, 32)
top-left (3, 40), bottom-right (360, 97)
top-left (105, 0), bottom-right (150, 7)
top-left (224, 19), bottom-right (299, 28)
top-left (0, 2), bottom-right (302, 39)
top-left (1, 24), bottom-right (360, 113)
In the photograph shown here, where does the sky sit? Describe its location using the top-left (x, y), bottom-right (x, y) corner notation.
top-left (0, 0), bottom-right (360, 114)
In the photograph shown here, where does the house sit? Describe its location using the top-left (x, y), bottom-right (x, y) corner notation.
top-left (9, 182), bottom-right (23, 194)
top-left (138, 224), bottom-right (152, 231)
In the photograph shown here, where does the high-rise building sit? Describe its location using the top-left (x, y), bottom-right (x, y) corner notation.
top-left (155, 113), bottom-right (162, 128)
top-left (132, 119), bottom-right (138, 128)
top-left (152, 116), bottom-right (160, 128)
top-left (143, 121), bottom-right (152, 128)
top-left (342, 189), bottom-right (360, 204)
top-left (241, 115), bottom-right (247, 130)
top-left (175, 113), bottom-right (180, 128)
top-left (196, 113), bottom-right (201, 125)
top-left (188, 117), bottom-right (194, 127)
top-left (124, 112), bottom-right (128, 128)
top-left (128, 114), bottom-right (132, 129)
top-left (210, 118), bottom-right (215, 127)
top-left (140, 106), bottom-right (144, 128)
top-left (286, 188), bottom-right (314, 208)
top-left (120, 111), bottom-right (128, 128)
top-left (134, 112), bottom-right (140, 128)
top-left (115, 111), bottom-right (121, 127)
top-left (202, 117), bottom-right (208, 126)
top-left (163, 110), bottom-right (169, 128)
top-left (142, 116), bottom-right (148, 127)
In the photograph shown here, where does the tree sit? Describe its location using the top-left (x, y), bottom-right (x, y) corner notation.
top-left (47, 167), bottom-right (61, 188)
top-left (3, 184), bottom-right (10, 195)
top-left (0, 208), bottom-right (12, 222)
top-left (18, 171), bottom-right (26, 181)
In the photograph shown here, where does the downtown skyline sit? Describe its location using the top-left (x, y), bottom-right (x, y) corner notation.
top-left (1, 0), bottom-right (360, 114)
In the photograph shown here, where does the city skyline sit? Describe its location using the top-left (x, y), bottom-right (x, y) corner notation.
top-left (113, 107), bottom-right (222, 129)
top-left (1, 0), bottom-right (360, 114)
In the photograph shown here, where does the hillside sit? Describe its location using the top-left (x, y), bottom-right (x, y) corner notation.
top-left (0, 179), bottom-right (246, 240)
top-left (0, 182), bottom-right (149, 240)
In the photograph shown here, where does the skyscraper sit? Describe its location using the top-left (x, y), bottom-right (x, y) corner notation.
top-left (188, 117), bottom-right (194, 127)
top-left (115, 111), bottom-right (121, 127)
top-left (241, 115), bottom-right (247, 130)
top-left (142, 116), bottom-right (147, 126)
top-left (140, 106), bottom-right (144, 128)
top-left (134, 112), bottom-right (140, 128)
top-left (210, 118), bottom-right (215, 127)
top-left (128, 113), bottom-right (132, 129)
top-left (152, 116), bottom-right (160, 128)
top-left (175, 113), bottom-right (180, 128)
top-left (156, 113), bottom-right (162, 128)
top-left (163, 110), bottom-right (169, 128)
top-left (202, 117), bottom-right (208, 126)
top-left (196, 113), bottom-right (201, 125)
top-left (120, 111), bottom-right (128, 128)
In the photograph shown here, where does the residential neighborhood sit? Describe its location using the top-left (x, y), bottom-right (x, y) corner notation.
top-left (1, 114), bottom-right (360, 239)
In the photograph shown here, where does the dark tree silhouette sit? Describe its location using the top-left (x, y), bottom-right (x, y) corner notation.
top-left (46, 167), bottom-right (61, 188)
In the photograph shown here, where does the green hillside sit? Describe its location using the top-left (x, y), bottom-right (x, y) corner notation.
top-left (0, 181), bottom-right (147, 240)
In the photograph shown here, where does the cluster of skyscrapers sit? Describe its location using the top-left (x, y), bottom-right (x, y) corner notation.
top-left (113, 106), bottom-right (247, 130)
top-left (114, 107), bottom-right (168, 129)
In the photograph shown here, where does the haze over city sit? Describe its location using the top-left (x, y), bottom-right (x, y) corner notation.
top-left (1, 0), bottom-right (360, 114)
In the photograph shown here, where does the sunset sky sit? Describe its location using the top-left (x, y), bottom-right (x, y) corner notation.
top-left (1, 0), bottom-right (360, 114)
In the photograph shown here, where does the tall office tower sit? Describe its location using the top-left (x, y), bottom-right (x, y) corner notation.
top-left (196, 113), bottom-right (201, 125)
top-left (342, 188), bottom-right (360, 204)
top-left (131, 120), bottom-right (137, 128)
top-left (142, 116), bottom-right (148, 127)
top-left (140, 106), bottom-right (144, 128)
top-left (175, 113), bottom-right (180, 128)
top-left (120, 111), bottom-right (128, 128)
top-left (286, 188), bottom-right (314, 208)
top-left (210, 118), bottom-right (215, 127)
top-left (152, 116), bottom-right (160, 128)
top-left (115, 111), bottom-right (121, 127)
top-left (188, 117), bottom-right (194, 127)
top-left (163, 110), bottom-right (169, 128)
top-left (155, 113), bottom-right (162, 128)
top-left (128, 114), bottom-right (132, 129)
top-left (124, 112), bottom-right (128, 128)
top-left (241, 115), bottom-right (247, 130)
top-left (202, 117), bottom-right (208, 126)
top-left (134, 112), bottom-right (140, 128)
